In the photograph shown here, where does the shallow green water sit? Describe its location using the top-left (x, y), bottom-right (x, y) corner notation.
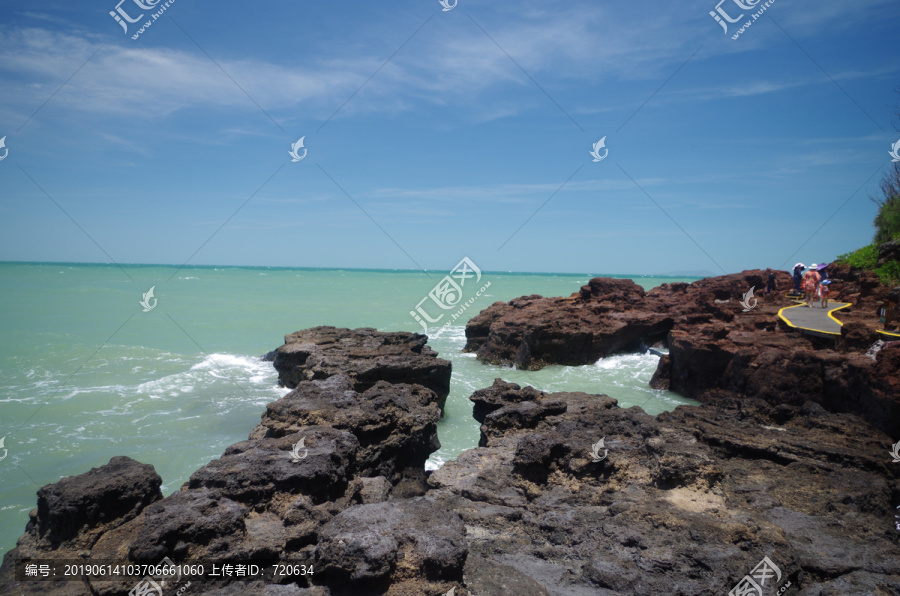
top-left (0, 262), bottom-right (699, 555)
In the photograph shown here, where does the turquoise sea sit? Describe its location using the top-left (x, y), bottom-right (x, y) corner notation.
top-left (0, 262), bottom-right (700, 555)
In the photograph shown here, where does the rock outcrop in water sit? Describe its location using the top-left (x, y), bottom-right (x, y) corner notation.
top-left (465, 271), bottom-right (900, 437)
top-left (0, 328), bottom-right (457, 596)
top-left (464, 277), bottom-right (674, 368)
top-left (271, 326), bottom-right (452, 409)
top-left (2, 321), bottom-right (899, 595)
top-left (463, 272), bottom-right (792, 370)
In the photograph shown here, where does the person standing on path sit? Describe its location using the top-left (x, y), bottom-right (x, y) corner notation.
top-left (792, 263), bottom-right (805, 295)
top-left (802, 264), bottom-right (821, 307)
top-left (819, 280), bottom-right (831, 308)
top-left (766, 270), bottom-right (777, 296)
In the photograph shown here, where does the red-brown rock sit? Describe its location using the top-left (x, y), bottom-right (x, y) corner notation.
top-left (465, 270), bottom-right (900, 435)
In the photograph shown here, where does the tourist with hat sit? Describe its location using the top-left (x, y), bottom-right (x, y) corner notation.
top-left (802, 264), bottom-right (821, 307)
top-left (791, 263), bottom-right (805, 296)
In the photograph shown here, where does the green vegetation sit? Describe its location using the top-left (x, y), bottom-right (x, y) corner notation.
top-left (878, 259), bottom-right (900, 283)
top-left (837, 244), bottom-right (878, 269)
top-left (836, 244), bottom-right (900, 284)
top-left (873, 164), bottom-right (900, 244)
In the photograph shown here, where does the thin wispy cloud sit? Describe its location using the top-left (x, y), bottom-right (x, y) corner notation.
top-left (0, 0), bottom-right (895, 274)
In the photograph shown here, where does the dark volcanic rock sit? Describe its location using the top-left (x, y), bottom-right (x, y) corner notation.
top-left (271, 326), bottom-right (451, 406)
top-left (578, 276), bottom-right (647, 304)
top-left (662, 322), bottom-right (900, 436)
top-left (0, 328), bottom-right (450, 596)
top-left (128, 488), bottom-right (249, 563)
top-left (828, 262), bottom-right (899, 332)
top-left (188, 428), bottom-right (359, 504)
top-left (464, 278), bottom-right (673, 370)
top-left (249, 375), bottom-right (441, 485)
top-left (28, 456), bottom-right (161, 551)
top-left (0, 457), bottom-right (163, 596)
top-left (467, 271), bottom-right (900, 435)
top-left (840, 321), bottom-right (881, 352)
top-left (464, 554), bottom-right (549, 596)
top-left (35, 456), bottom-right (162, 548)
top-left (649, 353), bottom-right (671, 390)
top-left (464, 272), bottom-right (792, 371)
top-left (314, 497), bottom-right (467, 585)
top-left (469, 377), bottom-right (545, 423)
top-left (4, 324), bottom-right (900, 595)
top-left (429, 385), bottom-right (900, 596)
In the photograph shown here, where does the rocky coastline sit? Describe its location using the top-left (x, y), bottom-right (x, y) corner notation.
top-left (2, 272), bottom-right (900, 595)
top-left (465, 270), bottom-right (900, 437)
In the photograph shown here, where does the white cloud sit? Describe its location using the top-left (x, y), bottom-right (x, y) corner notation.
top-left (0, 0), bottom-right (894, 125)
top-left (0, 3), bottom-right (705, 124)
top-left (0, 27), bottom-right (372, 121)
top-left (369, 178), bottom-right (640, 203)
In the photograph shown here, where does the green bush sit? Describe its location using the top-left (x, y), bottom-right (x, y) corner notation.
top-left (875, 260), bottom-right (900, 284)
top-left (836, 244), bottom-right (878, 269)
top-left (874, 199), bottom-right (900, 244)
top-left (837, 244), bottom-right (900, 284)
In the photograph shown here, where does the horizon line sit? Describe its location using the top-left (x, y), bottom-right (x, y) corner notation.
top-left (0, 260), bottom-right (717, 279)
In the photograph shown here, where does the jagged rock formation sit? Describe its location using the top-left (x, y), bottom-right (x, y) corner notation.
top-left (428, 380), bottom-right (900, 595)
top-left (465, 272), bottom-right (900, 436)
top-left (271, 326), bottom-right (452, 409)
top-left (2, 320), bottom-right (899, 595)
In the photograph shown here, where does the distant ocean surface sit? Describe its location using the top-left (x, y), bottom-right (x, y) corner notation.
top-left (0, 262), bottom-right (700, 555)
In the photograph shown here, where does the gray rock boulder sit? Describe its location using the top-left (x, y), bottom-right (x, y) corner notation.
top-left (272, 327), bottom-right (451, 407)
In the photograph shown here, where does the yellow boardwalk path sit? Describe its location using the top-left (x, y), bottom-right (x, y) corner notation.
top-left (778, 299), bottom-right (900, 339)
top-left (778, 301), bottom-right (850, 338)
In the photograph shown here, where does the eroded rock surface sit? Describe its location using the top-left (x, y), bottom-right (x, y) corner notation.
top-left (249, 375), bottom-right (441, 486)
top-left (429, 380), bottom-right (900, 595)
top-left (465, 271), bottom-right (900, 436)
top-left (3, 326), bottom-right (899, 595)
top-left (272, 326), bottom-right (451, 408)
top-left (0, 329), bottom-right (456, 596)
top-left (465, 277), bottom-right (674, 369)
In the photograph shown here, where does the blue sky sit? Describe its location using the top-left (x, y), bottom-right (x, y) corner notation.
top-left (0, 0), bottom-right (898, 275)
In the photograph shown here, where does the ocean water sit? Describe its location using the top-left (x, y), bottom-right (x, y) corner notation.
top-left (0, 262), bottom-right (699, 555)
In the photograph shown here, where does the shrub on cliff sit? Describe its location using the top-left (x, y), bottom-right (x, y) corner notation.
top-left (837, 244), bottom-right (878, 269)
top-left (873, 162), bottom-right (900, 244)
top-left (836, 243), bottom-right (900, 284)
